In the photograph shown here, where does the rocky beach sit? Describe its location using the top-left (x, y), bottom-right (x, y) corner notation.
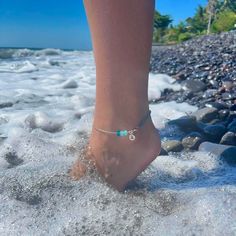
top-left (151, 30), bottom-right (236, 159)
top-left (0, 31), bottom-right (236, 235)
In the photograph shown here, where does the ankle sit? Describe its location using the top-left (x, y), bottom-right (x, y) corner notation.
top-left (92, 106), bottom-right (150, 132)
top-left (89, 116), bottom-right (159, 150)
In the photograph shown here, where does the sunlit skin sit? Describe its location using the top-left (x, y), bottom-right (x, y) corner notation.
top-left (70, 0), bottom-right (161, 191)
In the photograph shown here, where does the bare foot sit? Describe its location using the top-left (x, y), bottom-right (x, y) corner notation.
top-left (69, 146), bottom-right (95, 180)
top-left (87, 118), bottom-right (161, 191)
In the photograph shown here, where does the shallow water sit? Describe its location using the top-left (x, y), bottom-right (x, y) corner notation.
top-left (0, 49), bottom-right (236, 236)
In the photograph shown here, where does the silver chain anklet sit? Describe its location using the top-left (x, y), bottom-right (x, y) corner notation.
top-left (94, 110), bottom-right (151, 141)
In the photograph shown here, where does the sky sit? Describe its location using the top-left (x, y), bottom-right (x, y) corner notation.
top-left (0, 0), bottom-right (207, 50)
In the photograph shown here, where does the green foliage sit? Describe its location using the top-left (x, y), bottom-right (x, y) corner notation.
top-left (153, 11), bottom-right (172, 30)
top-left (186, 6), bottom-right (208, 33)
top-left (220, 0), bottom-right (236, 11)
top-left (153, 11), bottom-right (172, 44)
top-left (153, 1), bottom-right (236, 45)
top-left (163, 28), bottom-right (179, 43)
top-left (178, 32), bottom-right (193, 42)
top-left (212, 10), bottom-right (236, 32)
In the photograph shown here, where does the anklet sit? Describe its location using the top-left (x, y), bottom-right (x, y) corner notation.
top-left (94, 110), bottom-right (151, 141)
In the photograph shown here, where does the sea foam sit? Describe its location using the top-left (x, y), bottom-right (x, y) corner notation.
top-left (0, 49), bottom-right (235, 235)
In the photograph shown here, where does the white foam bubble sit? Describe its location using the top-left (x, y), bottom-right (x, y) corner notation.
top-left (148, 73), bottom-right (181, 101)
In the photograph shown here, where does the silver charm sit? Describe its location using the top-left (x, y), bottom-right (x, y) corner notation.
top-left (129, 134), bottom-right (135, 141)
top-left (128, 130), bottom-right (136, 141)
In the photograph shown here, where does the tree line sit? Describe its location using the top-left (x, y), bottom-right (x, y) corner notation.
top-left (153, 0), bottom-right (236, 44)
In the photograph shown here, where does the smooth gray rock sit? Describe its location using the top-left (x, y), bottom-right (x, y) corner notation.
top-left (159, 148), bottom-right (168, 156)
top-left (182, 79), bottom-right (207, 93)
top-left (220, 132), bottom-right (236, 146)
top-left (182, 132), bottom-right (203, 150)
top-left (199, 142), bottom-right (236, 166)
top-left (192, 107), bottom-right (218, 123)
top-left (167, 116), bottom-right (197, 131)
top-left (61, 79), bottom-right (78, 89)
top-left (218, 109), bottom-right (229, 120)
top-left (162, 140), bottom-right (183, 153)
top-left (205, 102), bottom-right (228, 110)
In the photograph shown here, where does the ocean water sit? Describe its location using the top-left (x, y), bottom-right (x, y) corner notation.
top-left (0, 48), bottom-right (236, 236)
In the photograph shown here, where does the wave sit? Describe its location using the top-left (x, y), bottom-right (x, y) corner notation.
top-left (0, 48), bottom-right (66, 59)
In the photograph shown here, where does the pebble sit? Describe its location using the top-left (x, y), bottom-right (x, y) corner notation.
top-left (218, 109), bottom-right (229, 120)
top-left (199, 142), bottom-right (236, 166)
top-left (182, 132), bottom-right (203, 150)
top-left (159, 148), bottom-right (168, 156)
top-left (182, 80), bottom-right (207, 93)
top-left (220, 132), bottom-right (236, 146)
top-left (61, 79), bottom-right (78, 89)
top-left (230, 104), bottom-right (236, 111)
top-left (227, 120), bottom-right (236, 133)
top-left (205, 102), bottom-right (228, 110)
top-left (203, 89), bottom-right (218, 98)
top-left (203, 124), bottom-right (227, 142)
top-left (192, 107), bottom-right (218, 123)
top-left (162, 140), bottom-right (183, 153)
top-left (167, 116), bottom-right (197, 132)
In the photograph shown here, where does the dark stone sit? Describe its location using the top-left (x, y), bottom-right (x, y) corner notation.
top-left (220, 132), bottom-right (236, 146)
top-left (222, 81), bottom-right (234, 91)
top-left (167, 116), bottom-right (197, 131)
top-left (222, 92), bottom-right (236, 101)
top-left (196, 121), bottom-right (208, 133)
top-left (226, 114), bottom-right (236, 125)
top-left (220, 148), bottom-right (236, 166)
top-left (173, 72), bottom-right (186, 81)
top-left (182, 91), bottom-right (194, 100)
top-left (218, 109), bottom-right (229, 120)
top-left (209, 79), bottom-right (219, 88)
top-left (162, 140), bottom-right (184, 153)
top-left (208, 119), bottom-right (221, 125)
top-left (205, 102), bottom-right (228, 110)
top-left (159, 148), bottom-right (168, 156)
top-left (227, 120), bottom-right (236, 133)
top-left (192, 107), bottom-right (218, 123)
top-left (182, 79), bottom-right (207, 93)
top-left (230, 104), bottom-right (236, 111)
top-left (203, 124), bottom-right (227, 142)
top-left (203, 89), bottom-right (218, 98)
top-left (182, 132), bottom-right (203, 150)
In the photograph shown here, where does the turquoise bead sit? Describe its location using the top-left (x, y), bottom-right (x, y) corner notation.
top-left (122, 130), bottom-right (128, 136)
top-left (116, 130), bottom-right (128, 137)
